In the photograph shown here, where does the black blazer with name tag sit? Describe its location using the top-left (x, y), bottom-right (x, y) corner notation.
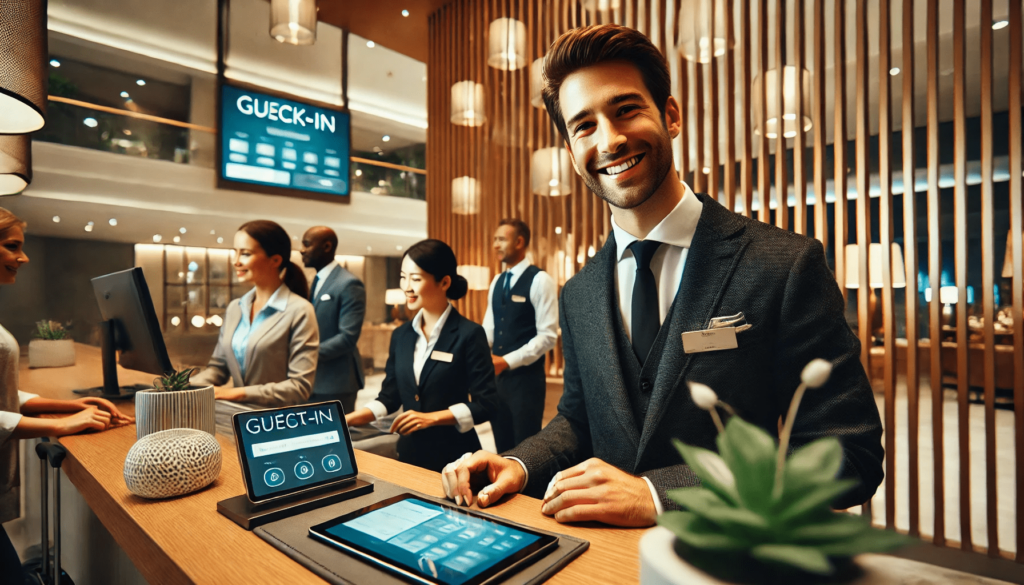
top-left (376, 307), bottom-right (501, 472)
top-left (506, 193), bottom-right (884, 510)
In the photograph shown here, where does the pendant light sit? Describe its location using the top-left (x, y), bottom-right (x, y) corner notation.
top-left (677, 0), bottom-right (728, 63)
top-left (751, 4), bottom-right (812, 138)
top-left (269, 0), bottom-right (317, 45)
top-left (529, 57), bottom-right (545, 109)
top-left (452, 176), bottom-right (480, 215)
top-left (531, 146), bottom-right (573, 196)
top-left (0, 134), bottom-right (31, 196)
top-left (487, 18), bottom-right (527, 71)
top-left (450, 81), bottom-right (486, 126)
top-left (0, 0), bottom-right (47, 133)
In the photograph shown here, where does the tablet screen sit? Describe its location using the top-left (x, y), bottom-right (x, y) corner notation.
top-left (233, 401), bottom-right (357, 503)
top-left (309, 495), bottom-right (557, 585)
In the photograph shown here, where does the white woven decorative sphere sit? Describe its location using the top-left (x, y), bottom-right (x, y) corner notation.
top-left (124, 428), bottom-right (222, 499)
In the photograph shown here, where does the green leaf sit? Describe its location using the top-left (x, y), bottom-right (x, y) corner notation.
top-left (667, 488), bottom-right (770, 531)
top-left (781, 438), bottom-right (844, 495)
top-left (716, 417), bottom-right (777, 513)
top-left (657, 510), bottom-right (751, 551)
top-left (810, 526), bottom-right (915, 556)
top-left (672, 439), bottom-right (739, 505)
top-left (786, 511), bottom-right (873, 542)
top-left (750, 544), bottom-right (834, 575)
top-left (774, 479), bottom-right (858, 524)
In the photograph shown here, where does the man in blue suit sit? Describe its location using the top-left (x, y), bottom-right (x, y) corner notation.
top-left (300, 226), bottom-right (366, 413)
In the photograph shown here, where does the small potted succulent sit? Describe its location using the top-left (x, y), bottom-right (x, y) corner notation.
top-left (639, 360), bottom-right (911, 585)
top-left (28, 320), bottom-right (76, 368)
top-left (134, 367), bottom-right (216, 440)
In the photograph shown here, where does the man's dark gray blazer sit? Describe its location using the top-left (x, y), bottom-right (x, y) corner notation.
top-left (310, 264), bottom-right (366, 413)
top-left (506, 193), bottom-right (884, 510)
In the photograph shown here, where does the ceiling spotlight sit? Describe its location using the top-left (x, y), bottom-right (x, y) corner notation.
top-left (120, 91), bottom-right (129, 98)
top-left (396, 245), bottom-right (403, 250)
top-left (355, 169), bottom-right (363, 177)
top-left (83, 118), bottom-right (98, 128)
top-left (84, 224), bottom-right (94, 233)
top-left (49, 59), bottom-right (60, 67)
top-left (191, 315), bottom-right (205, 328)
top-left (382, 135), bottom-right (391, 142)
top-left (179, 227), bottom-right (187, 234)
top-left (367, 246), bottom-right (373, 252)
top-left (173, 236), bottom-right (181, 243)
top-left (367, 41), bottom-right (375, 48)
top-left (889, 67), bottom-right (900, 76)
top-left (555, 226), bottom-right (562, 234)
top-left (210, 229), bottom-right (216, 235)
top-left (153, 234), bottom-right (162, 243)
top-left (136, 79), bottom-right (146, 86)
top-left (402, 9), bottom-right (409, 16)
top-left (108, 218), bottom-right (118, 226)
top-left (217, 237), bottom-right (224, 244)
top-left (52, 216), bottom-right (60, 223)
top-left (993, 20), bottom-right (1009, 30)
top-left (170, 316), bottom-right (181, 326)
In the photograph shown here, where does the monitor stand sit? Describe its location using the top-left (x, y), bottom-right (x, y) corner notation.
top-left (72, 320), bottom-right (151, 400)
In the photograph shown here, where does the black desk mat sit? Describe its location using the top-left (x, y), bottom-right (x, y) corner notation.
top-left (254, 474), bottom-right (590, 585)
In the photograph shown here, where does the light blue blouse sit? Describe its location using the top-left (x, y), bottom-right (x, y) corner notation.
top-left (231, 284), bottom-right (290, 378)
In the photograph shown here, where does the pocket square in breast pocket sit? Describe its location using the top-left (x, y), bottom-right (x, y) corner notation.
top-left (320, 294), bottom-right (331, 301)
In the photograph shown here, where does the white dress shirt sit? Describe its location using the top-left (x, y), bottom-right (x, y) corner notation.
top-left (508, 183), bottom-right (703, 514)
top-left (312, 260), bottom-right (339, 299)
top-left (365, 304), bottom-right (475, 433)
top-left (482, 258), bottom-right (559, 369)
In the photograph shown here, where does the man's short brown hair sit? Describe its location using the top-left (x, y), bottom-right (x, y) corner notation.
top-left (542, 24), bottom-right (671, 144)
top-left (498, 218), bottom-right (531, 247)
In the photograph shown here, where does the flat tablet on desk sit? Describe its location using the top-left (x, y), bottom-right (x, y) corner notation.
top-left (233, 401), bottom-right (358, 504)
top-left (309, 494), bottom-right (559, 585)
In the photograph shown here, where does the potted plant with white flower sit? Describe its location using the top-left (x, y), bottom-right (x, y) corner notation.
top-left (135, 367), bottom-right (216, 440)
top-left (639, 359), bottom-right (910, 584)
top-left (28, 320), bottom-right (76, 368)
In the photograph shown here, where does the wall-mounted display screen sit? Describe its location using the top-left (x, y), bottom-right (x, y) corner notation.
top-left (219, 83), bottom-right (351, 201)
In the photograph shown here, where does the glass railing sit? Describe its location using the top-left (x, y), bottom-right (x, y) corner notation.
top-left (36, 97), bottom-right (428, 201)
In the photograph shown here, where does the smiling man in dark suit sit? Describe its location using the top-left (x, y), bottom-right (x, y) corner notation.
top-left (300, 226), bottom-right (365, 413)
top-left (441, 24), bottom-right (884, 527)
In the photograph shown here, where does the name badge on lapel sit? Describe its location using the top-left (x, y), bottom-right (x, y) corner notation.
top-left (430, 350), bottom-right (454, 363)
top-left (681, 327), bottom-right (738, 354)
top-left (511, 295), bottom-right (527, 303)
top-left (320, 294), bottom-right (331, 301)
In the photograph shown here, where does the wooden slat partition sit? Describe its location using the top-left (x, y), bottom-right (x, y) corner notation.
top-left (900, 0), bottom-right (919, 540)
top-left (424, 0), bottom-right (1024, 560)
top-left (952, 0), bottom-right (971, 552)
top-left (877, 0), bottom-right (896, 531)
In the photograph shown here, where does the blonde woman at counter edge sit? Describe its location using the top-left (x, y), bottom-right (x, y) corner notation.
top-left (192, 220), bottom-right (319, 407)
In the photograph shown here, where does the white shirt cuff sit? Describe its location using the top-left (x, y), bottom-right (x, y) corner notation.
top-left (502, 351), bottom-right (523, 370)
top-left (365, 400), bottom-right (389, 422)
top-left (447, 403), bottom-right (475, 433)
top-left (642, 476), bottom-right (664, 515)
top-left (18, 391), bottom-right (38, 406)
top-left (505, 456), bottom-right (529, 493)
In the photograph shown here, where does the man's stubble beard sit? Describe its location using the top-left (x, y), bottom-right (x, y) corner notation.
top-left (580, 127), bottom-right (675, 211)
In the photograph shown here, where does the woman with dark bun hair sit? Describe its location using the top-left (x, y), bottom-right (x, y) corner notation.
top-left (192, 220), bottom-right (319, 407)
top-left (346, 239), bottom-right (500, 472)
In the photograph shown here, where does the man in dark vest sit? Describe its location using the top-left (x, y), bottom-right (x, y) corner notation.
top-left (300, 226), bottom-right (365, 413)
top-left (484, 219), bottom-right (558, 451)
top-left (440, 24), bottom-right (883, 528)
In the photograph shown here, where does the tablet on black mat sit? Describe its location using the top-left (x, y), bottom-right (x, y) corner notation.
top-left (308, 494), bottom-right (559, 585)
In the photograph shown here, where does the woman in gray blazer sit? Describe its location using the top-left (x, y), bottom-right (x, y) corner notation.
top-left (192, 220), bottom-right (319, 407)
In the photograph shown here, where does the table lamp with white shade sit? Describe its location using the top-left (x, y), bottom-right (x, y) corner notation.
top-left (385, 288), bottom-right (407, 325)
top-left (844, 243), bottom-right (906, 343)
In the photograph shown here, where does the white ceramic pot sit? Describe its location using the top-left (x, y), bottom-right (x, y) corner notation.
top-left (639, 527), bottom-right (730, 585)
top-left (135, 385), bottom-right (216, 440)
top-left (124, 428), bottom-right (222, 499)
top-left (27, 339), bottom-right (76, 368)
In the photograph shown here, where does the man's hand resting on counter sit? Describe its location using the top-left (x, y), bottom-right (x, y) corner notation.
top-left (540, 458), bottom-right (658, 527)
top-left (441, 451), bottom-right (526, 507)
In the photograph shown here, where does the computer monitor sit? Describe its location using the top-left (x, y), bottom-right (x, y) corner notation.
top-left (74, 267), bottom-right (173, 399)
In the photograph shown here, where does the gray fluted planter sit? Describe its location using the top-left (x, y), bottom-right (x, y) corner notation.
top-left (135, 385), bottom-right (215, 440)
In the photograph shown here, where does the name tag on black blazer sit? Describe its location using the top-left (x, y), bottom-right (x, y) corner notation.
top-left (430, 350), bottom-right (453, 362)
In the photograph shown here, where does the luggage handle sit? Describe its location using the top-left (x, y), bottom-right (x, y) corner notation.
top-left (35, 441), bottom-right (68, 585)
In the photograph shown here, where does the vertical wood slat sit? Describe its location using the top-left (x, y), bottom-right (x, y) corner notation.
top-left (773, 0), bottom-right (787, 230)
top-left (680, 52), bottom-right (690, 182)
top-left (793, 0), bottom-right (806, 235)
top-left (740, 0), bottom-right (753, 217)
top-left (812, 0), bottom-right (826, 247)
top-left (695, 63), bottom-right (706, 193)
top-left (925, 0), bottom-right (945, 547)
top-left (877, 0), bottom-right (896, 531)
top-left (901, 0), bottom-right (920, 539)
top-left (834, 0), bottom-right (848, 298)
top-left (952, 0), bottom-right (972, 551)
top-left (1010, 0), bottom-right (1024, 565)
top-left (757, 0), bottom-right (770, 223)
top-left (710, 22), bottom-right (720, 204)
top-left (979, 0), bottom-right (998, 558)
top-left (854, 0), bottom-right (871, 379)
top-left (724, 0), bottom-right (736, 213)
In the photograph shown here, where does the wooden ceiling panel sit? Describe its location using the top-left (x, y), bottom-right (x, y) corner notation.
top-left (316, 0), bottom-right (453, 62)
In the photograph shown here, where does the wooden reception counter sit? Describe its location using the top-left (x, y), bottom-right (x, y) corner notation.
top-left (17, 344), bottom-right (1013, 585)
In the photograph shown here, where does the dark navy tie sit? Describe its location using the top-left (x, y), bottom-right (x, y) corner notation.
top-left (629, 240), bottom-right (662, 365)
top-left (502, 271), bottom-right (512, 302)
top-left (309, 274), bottom-right (320, 302)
